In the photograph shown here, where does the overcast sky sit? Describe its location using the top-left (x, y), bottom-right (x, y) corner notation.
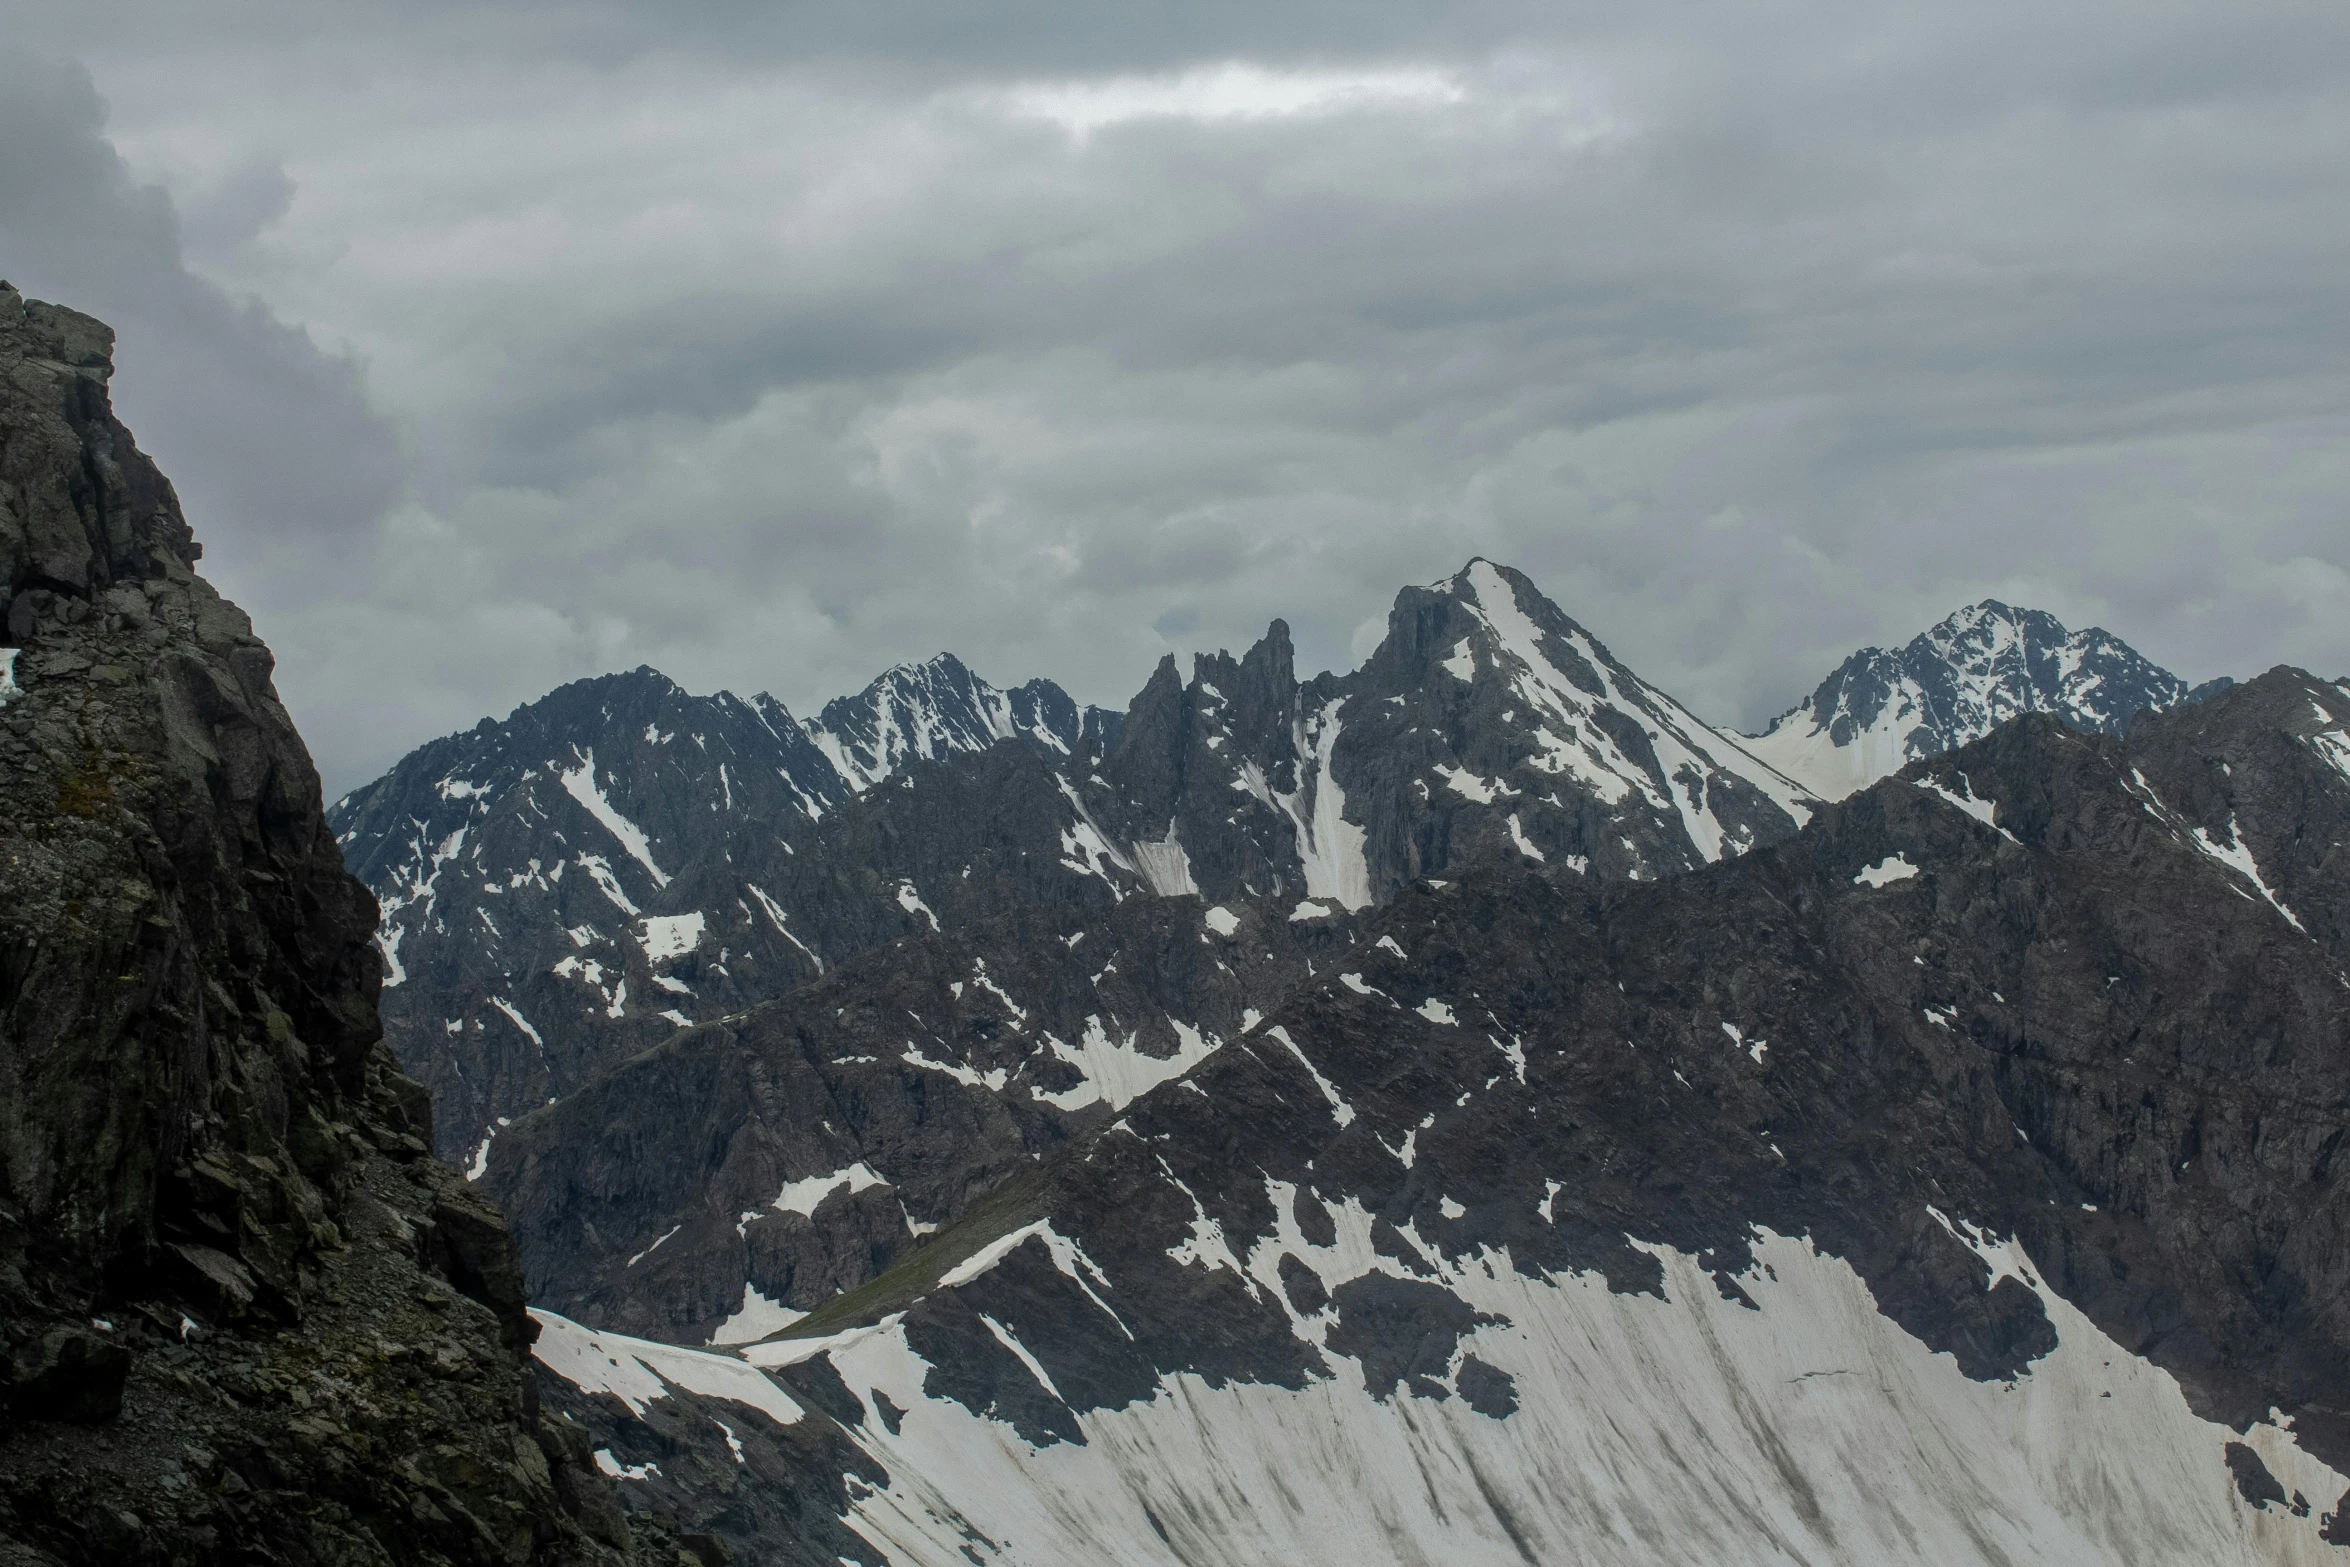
top-left (6, 2), bottom-right (2348, 794)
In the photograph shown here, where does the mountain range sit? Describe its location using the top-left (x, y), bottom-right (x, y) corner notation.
top-left (13, 286), bottom-right (2344, 1567)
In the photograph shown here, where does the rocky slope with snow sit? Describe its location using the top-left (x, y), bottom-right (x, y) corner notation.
top-left (336, 559), bottom-right (1816, 1180)
top-left (367, 558), bottom-right (1821, 1344)
top-left (531, 671), bottom-right (2350, 1565)
top-left (1746, 599), bottom-right (2209, 800)
top-left (0, 290), bottom-right (681, 1566)
top-left (327, 658), bottom-right (1116, 1170)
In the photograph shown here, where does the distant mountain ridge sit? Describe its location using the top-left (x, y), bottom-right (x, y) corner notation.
top-left (1744, 598), bottom-right (2212, 799)
top-left (327, 571), bottom-right (2224, 1202)
top-left (326, 558), bottom-right (1821, 1201)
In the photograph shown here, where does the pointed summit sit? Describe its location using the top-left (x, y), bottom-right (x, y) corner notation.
top-left (1746, 601), bottom-right (2195, 800)
top-left (804, 653), bottom-right (1109, 791)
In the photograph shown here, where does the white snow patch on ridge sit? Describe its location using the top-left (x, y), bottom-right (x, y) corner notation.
top-left (487, 996), bottom-right (543, 1051)
top-left (1034, 1016), bottom-right (1220, 1111)
top-left (894, 881), bottom-right (940, 931)
top-left (708, 1284), bottom-right (805, 1347)
top-left (529, 1308), bottom-right (803, 1430)
top-left (1276, 699), bottom-right (1372, 911)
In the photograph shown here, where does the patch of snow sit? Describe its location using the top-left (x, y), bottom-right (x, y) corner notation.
top-left (1034, 1016), bottom-right (1220, 1111)
top-left (1434, 763), bottom-right (1510, 804)
top-left (745, 882), bottom-right (823, 971)
top-left (1131, 826), bottom-right (1199, 897)
top-left (1204, 905), bottom-right (1242, 937)
top-left (772, 1163), bottom-right (891, 1218)
top-left (375, 924), bottom-right (407, 988)
top-left (2186, 816), bottom-right (2306, 931)
top-left (576, 853), bottom-right (641, 916)
top-left (636, 911), bottom-right (706, 963)
top-left (901, 1045), bottom-right (1009, 1092)
top-left (531, 1308), bottom-right (804, 1429)
top-left (626, 1225), bottom-right (681, 1267)
top-left (1275, 699), bottom-right (1373, 911)
top-left (488, 996), bottom-right (544, 1052)
top-left (1262, 1025), bottom-right (1354, 1127)
top-left (1855, 854), bottom-right (1922, 887)
top-left (709, 1284), bottom-right (806, 1346)
top-left (1916, 774), bottom-right (2014, 841)
top-left (895, 881), bottom-right (941, 932)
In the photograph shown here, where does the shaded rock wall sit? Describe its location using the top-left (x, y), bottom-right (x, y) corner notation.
top-left (0, 288), bottom-right (694, 1566)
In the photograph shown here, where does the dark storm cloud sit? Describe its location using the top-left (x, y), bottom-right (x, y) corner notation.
top-left (4, 1), bottom-right (2348, 792)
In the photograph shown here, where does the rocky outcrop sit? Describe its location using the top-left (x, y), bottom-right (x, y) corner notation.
top-left (0, 288), bottom-right (690, 1565)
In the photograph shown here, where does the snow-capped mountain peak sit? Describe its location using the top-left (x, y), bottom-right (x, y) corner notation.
top-left (803, 652), bottom-right (1118, 792)
top-left (1744, 598), bottom-right (2197, 801)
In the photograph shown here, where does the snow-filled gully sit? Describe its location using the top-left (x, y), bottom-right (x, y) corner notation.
top-left (545, 1214), bottom-right (2350, 1566)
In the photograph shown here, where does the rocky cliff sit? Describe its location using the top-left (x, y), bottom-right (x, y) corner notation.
top-left (0, 288), bottom-right (700, 1566)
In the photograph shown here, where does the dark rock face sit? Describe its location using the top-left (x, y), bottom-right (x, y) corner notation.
top-left (0, 289), bottom-right (673, 1565)
top-left (1747, 598), bottom-right (2195, 799)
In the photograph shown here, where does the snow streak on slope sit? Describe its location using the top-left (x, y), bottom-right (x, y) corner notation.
top-left (783, 1228), bottom-right (2347, 1567)
top-left (1279, 699), bottom-right (1373, 910)
top-left (1748, 601), bottom-right (2193, 801)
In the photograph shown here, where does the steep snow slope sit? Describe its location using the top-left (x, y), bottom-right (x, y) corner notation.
top-left (755, 1229), bottom-right (2347, 1567)
top-left (1747, 600), bottom-right (2195, 800)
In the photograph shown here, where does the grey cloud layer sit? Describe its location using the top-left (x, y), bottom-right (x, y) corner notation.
top-left (5, 2), bottom-right (2348, 794)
